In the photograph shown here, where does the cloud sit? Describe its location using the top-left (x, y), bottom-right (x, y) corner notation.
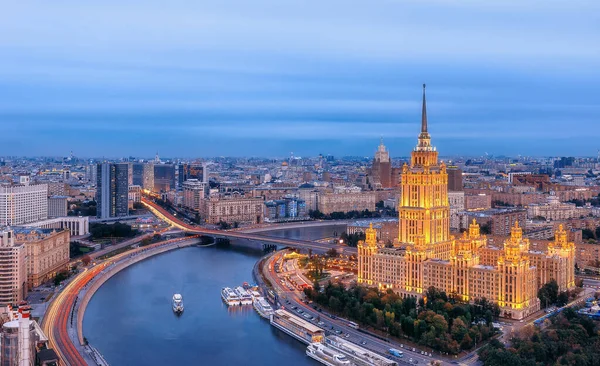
top-left (0, 0), bottom-right (598, 157)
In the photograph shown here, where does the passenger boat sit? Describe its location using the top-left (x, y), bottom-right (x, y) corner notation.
top-left (172, 294), bottom-right (184, 314)
top-left (306, 342), bottom-right (350, 365)
top-left (235, 286), bottom-right (253, 305)
top-left (253, 297), bottom-right (274, 318)
top-left (221, 287), bottom-right (241, 306)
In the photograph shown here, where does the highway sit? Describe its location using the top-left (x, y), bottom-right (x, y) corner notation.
top-left (141, 197), bottom-right (356, 255)
top-left (262, 251), bottom-right (443, 366)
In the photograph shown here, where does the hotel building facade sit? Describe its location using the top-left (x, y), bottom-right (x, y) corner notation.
top-left (358, 86), bottom-right (575, 319)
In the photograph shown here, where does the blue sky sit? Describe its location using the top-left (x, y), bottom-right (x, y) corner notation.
top-left (1, 0), bottom-right (599, 158)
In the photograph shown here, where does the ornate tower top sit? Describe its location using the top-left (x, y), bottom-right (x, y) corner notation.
top-left (365, 222), bottom-right (377, 246)
top-left (415, 84), bottom-right (434, 153)
top-left (375, 137), bottom-right (390, 163)
top-left (502, 221), bottom-right (530, 263)
top-left (468, 219), bottom-right (481, 238)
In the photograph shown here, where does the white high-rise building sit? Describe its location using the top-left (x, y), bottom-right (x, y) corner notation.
top-left (0, 184), bottom-right (48, 226)
top-left (0, 229), bottom-right (27, 306)
top-left (182, 179), bottom-right (207, 211)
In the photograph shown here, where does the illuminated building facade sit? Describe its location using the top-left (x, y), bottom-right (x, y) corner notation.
top-left (13, 227), bottom-right (70, 289)
top-left (358, 86), bottom-right (574, 319)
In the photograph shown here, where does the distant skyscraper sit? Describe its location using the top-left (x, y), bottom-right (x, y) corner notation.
top-left (370, 138), bottom-right (392, 188)
top-left (96, 163), bottom-right (129, 219)
top-left (131, 163), bottom-right (144, 186)
top-left (153, 164), bottom-right (176, 193)
top-left (177, 163), bottom-right (206, 189)
top-left (142, 163), bottom-right (154, 191)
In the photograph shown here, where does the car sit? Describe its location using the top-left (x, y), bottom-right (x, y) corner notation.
top-left (344, 333), bottom-right (350, 338)
top-left (318, 321), bottom-right (325, 326)
top-left (413, 361), bottom-right (419, 365)
top-left (360, 340), bottom-right (367, 345)
top-left (409, 358), bottom-right (413, 363)
top-left (297, 309), bottom-right (304, 314)
top-left (291, 306), bottom-right (297, 310)
top-left (335, 330), bottom-right (342, 334)
top-left (412, 348), bottom-right (416, 352)
top-left (400, 344), bottom-right (404, 348)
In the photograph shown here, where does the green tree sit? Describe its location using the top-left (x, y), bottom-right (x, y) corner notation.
top-left (538, 279), bottom-right (559, 307)
top-left (582, 228), bottom-right (595, 240)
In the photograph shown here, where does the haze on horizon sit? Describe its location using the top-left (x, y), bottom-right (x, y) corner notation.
top-left (1, 0), bottom-right (599, 158)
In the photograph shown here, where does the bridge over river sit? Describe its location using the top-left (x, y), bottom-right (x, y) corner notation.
top-left (141, 198), bottom-right (356, 255)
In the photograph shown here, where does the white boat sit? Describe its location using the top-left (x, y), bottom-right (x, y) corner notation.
top-left (235, 286), bottom-right (253, 305)
top-left (172, 294), bottom-right (184, 314)
top-left (221, 287), bottom-right (240, 306)
top-left (253, 296), bottom-right (274, 318)
top-left (306, 342), bottom-right (350, 366)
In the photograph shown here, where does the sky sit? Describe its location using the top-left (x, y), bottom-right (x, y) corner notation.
top-left (1, 0), bottom-right (599, 158)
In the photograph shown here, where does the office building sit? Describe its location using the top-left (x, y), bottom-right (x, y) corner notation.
top-left (357, 86), bottom-right (574, 320)
top-left (178, 163), bottom-right (207, 188)
top-left (142, 163), bottom-right (154, 191)
top-left (527, 193), bottom-right (578, 221)
top-left (317, 191), bottom-right (376, 215)
top-left (96, 163), bottom-right (129, 219)
top-left (128, 185), bottom-right (142, 209)
top-left (182, 179), bottom-right (207, 211)
top-left (46, 181), bottom-right (67, 196)
top-left (47, 196), bottom-right (68, 218)
top-left (0, 229), bottom-right (27, 306)
top-left (447, 167), bottom-right (463, 191)
top-left (153, 164), bottom-right (176, 193)
top-left (131, 163), bottom-right (145, 186)
top-left (448, 191), bottom-right (465, 230)
top-left (201, 193), bottom-right (264, 225)
top-left (461, 208), bottom-right (527, 236)
top-left (24, 216), bottom-right (89, 237)
top-left (0, 184), bottom-right (48, 226)
top-left (264, 197), bottom-right (307, 222)
top-left (13, 227), bottom-right (70, 289)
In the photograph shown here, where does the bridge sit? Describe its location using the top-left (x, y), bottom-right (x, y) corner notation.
top-left (141, 198), bottom-right (356, 255)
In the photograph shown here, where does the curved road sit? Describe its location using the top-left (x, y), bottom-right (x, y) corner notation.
top-left (43, 236), bottom-right (199, 366)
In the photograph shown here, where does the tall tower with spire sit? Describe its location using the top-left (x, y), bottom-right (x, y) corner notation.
top-left (370, 137), bottom-right (392, 188)
top-left (400, 84), bottom-right (451, 294)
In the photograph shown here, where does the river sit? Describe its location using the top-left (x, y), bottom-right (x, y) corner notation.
top-left (83, 225), bottom-right (346, 365)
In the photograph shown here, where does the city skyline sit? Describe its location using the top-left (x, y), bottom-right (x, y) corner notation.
top-left (1, 1), bottom-right (599, 156)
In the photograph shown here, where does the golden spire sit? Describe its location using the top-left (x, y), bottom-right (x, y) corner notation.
top-left (415, 84), bottom-right (434, 154)
top-left (421, 83), bottom-right (428, 134)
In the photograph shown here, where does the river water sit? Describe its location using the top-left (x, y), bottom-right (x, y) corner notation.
top-left (83, 225), bottom-right (346, 366)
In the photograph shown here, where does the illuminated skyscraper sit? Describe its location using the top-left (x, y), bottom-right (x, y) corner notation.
top-left (358, 86), bottom-right (573, 319)
top-left (97, 163), bottom-right (129, 219)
